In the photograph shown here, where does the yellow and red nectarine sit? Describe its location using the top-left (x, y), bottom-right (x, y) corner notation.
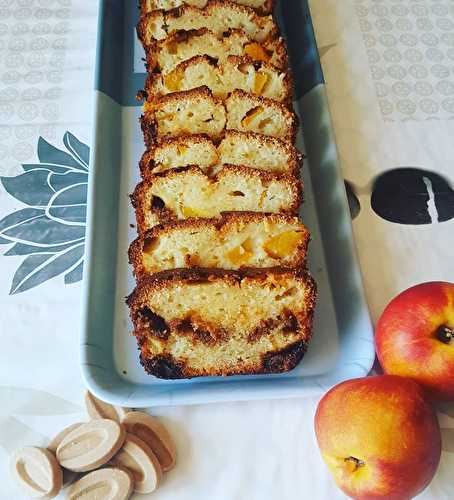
top-left (314, 376), bottom-right (441, 500)
top-left (376, 281), bottom-right (454, 400)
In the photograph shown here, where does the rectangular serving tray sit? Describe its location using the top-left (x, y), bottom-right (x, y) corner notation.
top-left (81, 0), bottom-right (375, 407)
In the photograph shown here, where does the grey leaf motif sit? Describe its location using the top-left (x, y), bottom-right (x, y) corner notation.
top-left (441, 428), bottom-right (454, 453)
top-left (10, 254), bottom-right (52, 293)
top-left (5, 241), bottom-right (79, 256)
top-left (50, 182), bottom-right (87, 207)
top-left (10, 244), bottom-right (85, 294)
top-left (0, 208), bottom-right (45, 242)
top-left (65, 260), bottom-right (84, 284)
top-left (1, 169), bottom-right (55, 207)
top-left (48, 206), bottom-right (87, 225)
top-left (38, 136), bottom-right (82, 170)
top-left (0, 132), bottom-right (90, 293)
top-left (47, 183), bottom-right (87, 225)
top-left (2, 213), bottom-right (85, 246)
top-left (49, 171), bottom-right (88, 192)
top-left (64, 131), bottom-right (90, 170)
top-left (22, 163), bottom-right (71, 174)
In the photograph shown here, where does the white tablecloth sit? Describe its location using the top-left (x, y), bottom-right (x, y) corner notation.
top-left (309, 0), bottom-right (454, 323)
top-left (0, 1), bottom-right (453, 499)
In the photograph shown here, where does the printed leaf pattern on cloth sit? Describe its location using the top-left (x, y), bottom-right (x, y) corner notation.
top-left (0, 132), bottom-right (89, 294)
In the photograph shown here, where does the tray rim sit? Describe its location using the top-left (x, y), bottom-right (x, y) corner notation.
top-left (80, 0), bottom-right (375, 408)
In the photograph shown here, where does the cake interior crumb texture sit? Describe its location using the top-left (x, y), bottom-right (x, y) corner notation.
top-left (140, 132), bottom-right (301, 177)
top-left (145, 28), bottom-right (288, 74)
top-left (138, 1), bottom-right (277, 44)
top-left (129, 213), bottom-right (309, 276)
top-left (147, 55), bottom-right (291, 103)
top-left (132, 166), bottom-right (302, 233)
top-left (128, 270), bottom-right (316, 378)
top-left (141, 87), bottom-right (297, 144)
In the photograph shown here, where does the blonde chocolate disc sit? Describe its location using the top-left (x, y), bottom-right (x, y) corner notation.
top-left (56, 419), bottom-right (125, 472)
top-left (122, 411), bottom-right (176, 472)
top-left (85, 391), bottom-right (131, 422)
top-left (67, 467), bottom-right (133, 500)
top-left (47, 423), bottom-right (83, 488)
top-left (10, 446), bottom-right (62, 499)
top-left (111, 433), bottom-right (162, 493)
top-left (47, 423), bottom-right (83, 454)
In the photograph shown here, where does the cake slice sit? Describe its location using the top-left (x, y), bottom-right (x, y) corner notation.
top-left (127, 268), bottom-right (317, 378)
top-left (145, 28), bottom-right (288, 74)
top-left (225, 89), bottom-right (297, 141)
top-left (131, 165), bottom-right (302, 233)
top-left (139, 131), bottom-right (301, 176)
top-left (137, 1), bottom-right (277, 44)
top-left (147, 55), bottom-right (292, 103)
top-left (141, 86), bottom-right (226, 147)
top-left (129, 212), bottom-right (309, 277)
top-left (218, 131), bottom-right (301, 175)
top-left (140, 135), bottom-right (218, 175)
top-left (140, 0), bottom-right (274, 15)
top-left (141, 87), bottom-right (297, 146)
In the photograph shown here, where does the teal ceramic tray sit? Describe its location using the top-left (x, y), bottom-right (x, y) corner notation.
top-left (81, 0), bottom-right (375, 407)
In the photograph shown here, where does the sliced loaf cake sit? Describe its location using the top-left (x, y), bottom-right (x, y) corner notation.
top-left (140, 0), bottom-right (274, 15)
top-left (147, 55), bottom-right (292, 103)
top-left (129, 212), bottom-right (309, 277)
top-left (131, 165), bottom-right (302, 233)
top-left (145, 28), bottom-right (288, 74)
top-left (141, 87), bottom-right (297, 146)
top-left (137, 1), bottom-right (277, 44)
top-left (127, 268), bottom-right (316, 378)
top-left (139, 131), bottom-right (301, 176)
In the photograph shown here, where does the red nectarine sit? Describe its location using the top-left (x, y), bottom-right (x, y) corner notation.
top-left (376, 281), bottom-right (454, 400)
top-left (314, 376), bottom-right (441, 500)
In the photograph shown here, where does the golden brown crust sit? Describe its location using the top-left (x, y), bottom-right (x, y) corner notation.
top-left (128, 211), bottom-right (310, 278)
top-left (139, 151), bottom-right (157, 177)
top-left (139, 340), bottom-right (307, 378)
top-left (141, 86), bottom-right (225, 148)
top-left (264, 35), bottom-right (288, 69)
top-left (148, 83), bottom-right (214, 105)
top-left (131, 165), bottom-right (303, 234)
top-left (142, 28), bottom-right (216, 73)
top-left (128, 266), bottom-right (312, 299)
top-left (139, 0), bottom-right (275, 16)
top-left (127, 268), bottom-right (317, 378)
top-left (139, 133), bottom-right (216, 175)
top-left (223, 130), bottom-right (302, 171)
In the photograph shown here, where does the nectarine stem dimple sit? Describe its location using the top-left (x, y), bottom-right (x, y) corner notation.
top-left (344, 456), bottom-right (365, 473)
top-left (435, 326), bottom-right (454, 345)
